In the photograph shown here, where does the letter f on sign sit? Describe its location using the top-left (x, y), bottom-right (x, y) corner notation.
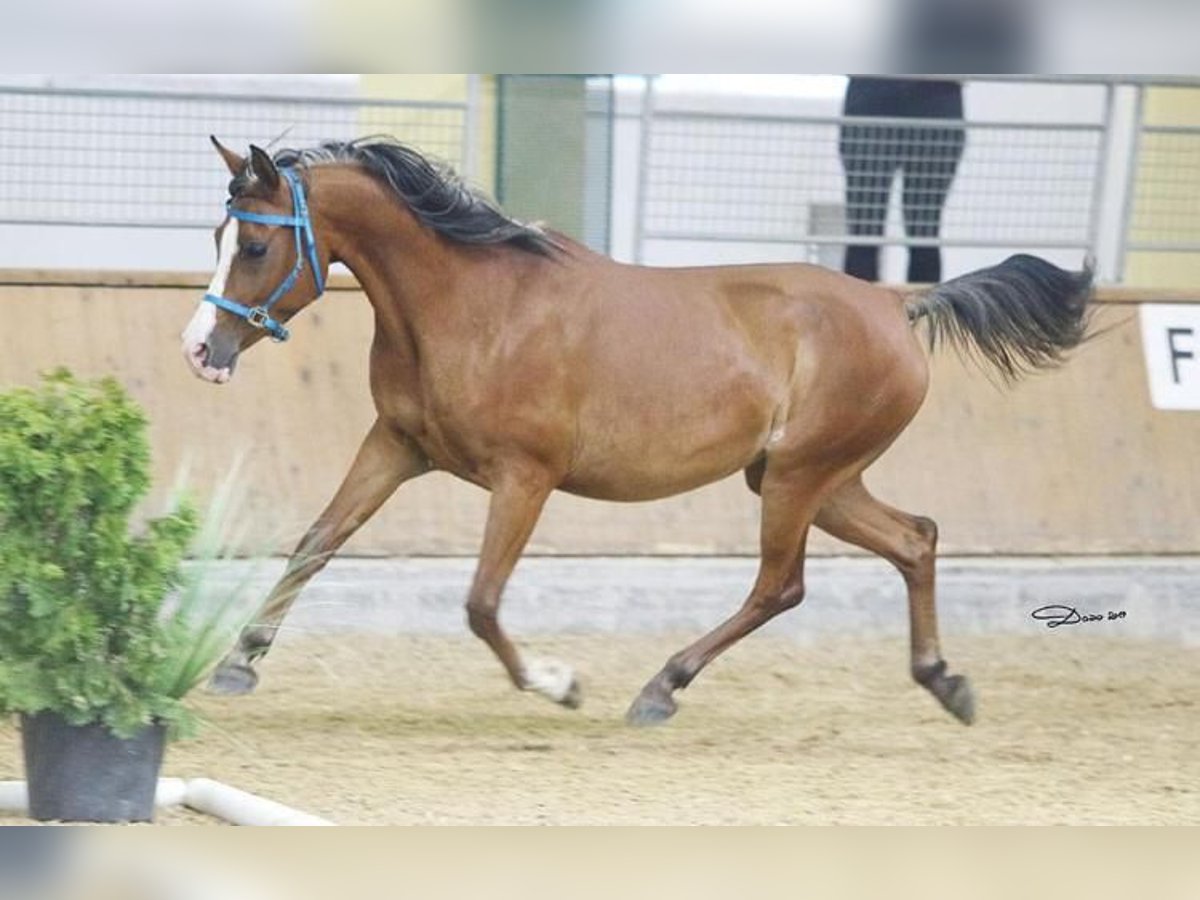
top-left (1138, 304), bottom-right (1200, 410)
top-left (1168, 327), bottom-right (1194, 384)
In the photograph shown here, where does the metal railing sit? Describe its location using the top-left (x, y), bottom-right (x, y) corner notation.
top-left (1125, 92), bottom-right (1200, 255)
top-left (641, 112), bottom-right (1104, 248)
top-left (0, 85), bottom-right (469, 229)
top-left (4, 77), bottom-right (1200, 283)
top-left (633, 75), bottom-right (1200, 280)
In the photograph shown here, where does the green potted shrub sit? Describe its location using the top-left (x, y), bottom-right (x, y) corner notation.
top-left (0, 370), bottom-right (259, 823)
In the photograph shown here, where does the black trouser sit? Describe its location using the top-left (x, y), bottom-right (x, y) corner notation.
top-left (839, 78), bottom-right (965, 284)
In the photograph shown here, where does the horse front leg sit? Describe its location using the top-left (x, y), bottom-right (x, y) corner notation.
top-left (466, 463), bottom-right (581, 708)
top-left (208, 419), bottom-right (429, 695)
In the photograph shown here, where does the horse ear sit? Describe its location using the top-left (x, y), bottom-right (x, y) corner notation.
top-left (210, 135), bottom-right (246, 177)
top-left (248, 144), bottom-right (281, 192)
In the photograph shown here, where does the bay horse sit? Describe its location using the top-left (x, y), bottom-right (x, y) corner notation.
top-left (182, 136), bottom-right (1091, 726)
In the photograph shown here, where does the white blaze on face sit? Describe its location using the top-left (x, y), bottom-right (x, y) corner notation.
top-left (182, 219), bottom-right (238, 383)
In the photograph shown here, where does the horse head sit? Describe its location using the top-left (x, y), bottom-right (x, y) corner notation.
top-left (181, 137), bottom-right (327, 384)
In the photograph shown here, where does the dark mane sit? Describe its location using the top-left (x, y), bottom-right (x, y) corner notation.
top-left (269, 137), bottom-right (560, 257)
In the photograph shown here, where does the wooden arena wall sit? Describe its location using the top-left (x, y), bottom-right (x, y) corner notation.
top-left (0, 271), bottom-right (1196, 557)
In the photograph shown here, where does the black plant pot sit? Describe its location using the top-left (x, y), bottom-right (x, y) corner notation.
top-left (21, 711), bottom-right (166, 823)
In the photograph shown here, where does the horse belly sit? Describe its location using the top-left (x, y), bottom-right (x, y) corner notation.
top-left (561, 393), bottom-right (774, 502)
top-left (559, 463), bottom-right (750, 502)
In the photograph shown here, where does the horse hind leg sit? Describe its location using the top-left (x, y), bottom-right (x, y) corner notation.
top-left (814, 477), bottom-right (975, 725)
top-left (627, 462), bottom-right (834, 725)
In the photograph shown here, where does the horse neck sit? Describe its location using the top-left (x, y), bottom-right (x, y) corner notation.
top-left (313, 167), bottom-right (465, 344)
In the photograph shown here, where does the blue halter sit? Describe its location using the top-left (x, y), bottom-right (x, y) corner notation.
top-left (203, 167), bottom-right (324, 343)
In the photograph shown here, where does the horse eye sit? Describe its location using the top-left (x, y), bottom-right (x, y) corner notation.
top-left (241, 242), bottom-right (268, 259)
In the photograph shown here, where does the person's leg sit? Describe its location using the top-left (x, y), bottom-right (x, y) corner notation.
top-left (901, 124), bottom-right (965, 283)
top-left (839, 123), bottom-right (897, 282)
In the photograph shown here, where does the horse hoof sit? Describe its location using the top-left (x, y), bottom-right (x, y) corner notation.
top-left (558, 676), bottom-right (583, 710)
top-left (939, 674), bottom-right (976, 725)
top-left (206, 663), bottom-right (260, 696)
top-left (625, 689), bottom-right (677, 727)
top-left (524, 658), bottom-right (581, 709)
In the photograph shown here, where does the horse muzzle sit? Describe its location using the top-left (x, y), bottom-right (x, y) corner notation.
top-left (183, 337), bottom-right (238, 384)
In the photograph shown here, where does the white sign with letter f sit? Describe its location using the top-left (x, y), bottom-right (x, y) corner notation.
top-left (1140, 304), bottom-right (1200, 411)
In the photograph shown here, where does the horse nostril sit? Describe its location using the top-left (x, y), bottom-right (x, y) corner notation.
top-left (185, 342), bottom-right (211, 370)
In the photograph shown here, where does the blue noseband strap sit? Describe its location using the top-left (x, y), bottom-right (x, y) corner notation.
top-left (202, 167), bottom-right (324, 343)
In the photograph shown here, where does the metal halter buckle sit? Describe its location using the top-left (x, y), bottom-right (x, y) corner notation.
top-left (246, 306), bottom-right (270, 330)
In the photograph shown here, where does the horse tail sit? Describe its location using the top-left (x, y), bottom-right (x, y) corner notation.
top-left (905, 254), bottom-right (1094, 382)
